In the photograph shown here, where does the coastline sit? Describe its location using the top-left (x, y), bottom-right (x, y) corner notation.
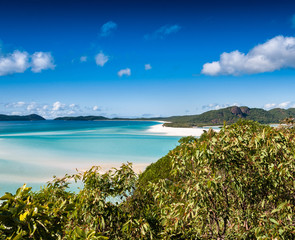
top-left (147, 122), bottom-right (219, 137)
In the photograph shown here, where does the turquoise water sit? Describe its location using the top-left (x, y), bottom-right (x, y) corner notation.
top-left (0, 121), bottom-right (180, 195)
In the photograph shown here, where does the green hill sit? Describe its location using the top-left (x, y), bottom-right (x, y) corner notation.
top-left (164, 106), bottom-right (295, 127)
top-left (0, 114), bottom-right (45, 121)
top-left (54, 116), bottom-right (109, 121)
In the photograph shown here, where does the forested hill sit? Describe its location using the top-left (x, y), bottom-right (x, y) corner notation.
top-left (54, 116), bottom-right (109, 121)
top-left (0, 114), bottom-right (45, 121)
top-left (163, 106), bottom-right (295, 127)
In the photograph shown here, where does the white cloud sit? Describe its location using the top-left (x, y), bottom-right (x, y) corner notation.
top-left (100, 21), bottom-right (117, 37)
top-left (26, 102), bottom-right (38, 112)
top-left (93, 106), bottom-right (100, 111)
top-left (278, 101), bottom-right (292, 108)
top-left (264, 103), bottom-right (277, 109)
top-left (118, 68), bottom-right (131, 77)
top-left (0, 51), bottom-right (30, 76)
top-left (0, 49), bottom-right (55, 76)
top-left (202, 61), bottom-right (221, 76)
top-left (202, 103), bottom-right (240, 111)
top-left (80, 56), bottom-right (87, 62)
top-left (95, 52), bottom-right (109, 67)
top-left (16, 101), bottom-right (25, 107)
top-left (264, 101), bottom-right (295, 109)
top-left (31, 52), bottom-right (55, 73)
top-left (52, 101), bottom-right (65, 111)
top-left (5, 101), bottom-right (26, 108)
top-left (145, 64), bottom-right (152, 70)
top-left (144, 24), bottom-right (181, 40)
top-left (202, 35), bottom-right (295, 76)
top-left (49, 102), bottom-right (83, 118)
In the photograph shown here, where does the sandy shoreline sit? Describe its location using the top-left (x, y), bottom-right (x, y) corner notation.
top-left (147, 122), bottom-right (217, 137)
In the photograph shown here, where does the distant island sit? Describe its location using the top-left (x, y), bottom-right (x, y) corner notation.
top-left (54, 106), bottom-right (295, 127)
top-left (54, 116), bottom-right (109, 121)
top-left (54, 115), bottom-right (163, 121)
top-left (2, 106), bottom-right (295, 126)
top-left (0, 114), bottom-right (45, 121)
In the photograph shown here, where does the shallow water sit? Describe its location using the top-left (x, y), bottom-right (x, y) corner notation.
top-left (0, 120), bottom-right (180, 195)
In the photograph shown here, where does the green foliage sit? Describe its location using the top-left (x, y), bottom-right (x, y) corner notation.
top-left (138, 155), bottom-right (172, 186)
top-left (164, 106), bottom-right (295, 127)
top-left (1, 120), bottom-right (295, 239)
top-left (54, 116), bottom-right (109, 121)
top-left (138, 120), bottom-right (295, 239)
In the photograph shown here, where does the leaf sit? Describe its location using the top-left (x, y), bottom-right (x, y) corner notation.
top-left (269, 218), bottom-right (279, 225)
top-left (11, 231), bottom-right (25, 240)
top-left (0, 192), bottom-right (14, 201)
top-left (19, 211), bottom-right (29, 221)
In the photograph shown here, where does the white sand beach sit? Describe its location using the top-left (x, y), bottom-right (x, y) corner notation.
top-left (147, 123), bottom-right (219, 137)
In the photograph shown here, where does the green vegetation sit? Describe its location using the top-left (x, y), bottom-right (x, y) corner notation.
top-left (164, 106), bottom-right (295, 127)
top-left (1, 120), bottom-right (295, 239)
top-left (0, 114), bottom-right (45, 121)
top-left (55, 116), bottom-right (109, 121)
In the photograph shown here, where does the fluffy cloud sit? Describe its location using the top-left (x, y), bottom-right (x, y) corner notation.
top-left (202, 103), bottom-right (240, 111)
top-left (27, 102), bottom-right (38, 111)
top-left (144, 24), bottom-right (181, 40)
top-left (118, 68), bottom-right (131, 77)
top-left (145, 64), bottom-right (152, 70)
top-left (80, 56), bottom-right (87, 62)
top-left (0, 50), bottom-right (55, 76)
top-left (52, 101), bottom-right (65, 111)
top-left (5, 101), bottom-right (26, 108)
top-left (0, 51), bottom-right (30, 76)
top-left (264, 103), bottom-right (277, 109)
top-left (31, 52), bottom-right (55, 73)
top-left (202, 35), bottom-right (295, 76)
top-left (264, 101), bottom-right (295, 110)
top-left (100, 21), bottom-right (117, 37)
top-left (95, 52), bottom-right (109, 67)
top-left (93, 106), bottom-right (100, 111)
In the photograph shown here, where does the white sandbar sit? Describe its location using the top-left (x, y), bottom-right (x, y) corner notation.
top-left (147, 123), bottom-right (217, 137)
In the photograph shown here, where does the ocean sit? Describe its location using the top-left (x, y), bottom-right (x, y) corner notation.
top-left (0, 120), bottom-right (180, 196)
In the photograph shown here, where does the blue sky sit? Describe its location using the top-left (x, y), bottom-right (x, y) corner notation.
top-left (1, 0), bottom-right (295, 118)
